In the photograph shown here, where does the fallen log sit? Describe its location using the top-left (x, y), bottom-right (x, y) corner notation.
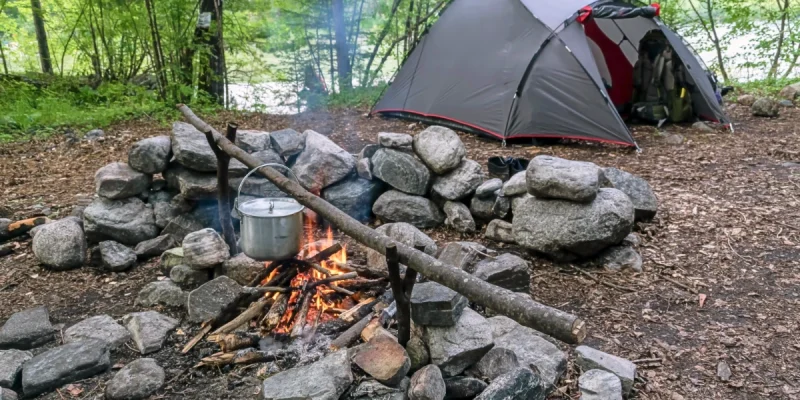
top-left (1, 217), bottom-right (49, 242)
top-left (178, 104), bottom-right (586, 344)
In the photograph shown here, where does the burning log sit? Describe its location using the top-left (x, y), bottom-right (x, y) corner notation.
top-left (261, 293), bottom-right (289, 333)
top-left (307, 272), bottom-right (358, 290)
top-left (247, 260), bottom-right (284, 287)
top-left (178, 103), bottom-right (586, 344)
top-left (208, 332), bottom-right (260, 352)
top-left (212, 297), bottom-right (271, 335)
top-left (198, 348), bottom-right (296, 368)
top-left (289, 294), bottom-right (313, 338)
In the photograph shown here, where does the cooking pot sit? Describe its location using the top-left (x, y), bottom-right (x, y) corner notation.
top-left (235, 163), bottom-right (305, 261)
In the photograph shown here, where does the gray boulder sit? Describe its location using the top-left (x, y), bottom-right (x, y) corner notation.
top-left (513, 189), bottom-right (634, 260)
top-left (372, 148), bottom-right (431, 195)
top-left (0, 350), bottom-right (32, 388)
top-left (422, 308), bottom-right (494, 377)
top-left (269, 128), bottom-right (304, 158)
top-left (128, 136), bottom-right (172, 174)
top-left (432, 160), bottom-right (484, 201)
top-left (229, 149), bottom-right (283, 177)
top-left (291, 130), bottom-right (355, 192)
top-left (322, 176), bottom-right (386, 222)
top-left (365, 222), bottom-right (437, 274)
top-left (261, 350), bottom-right (352, 400)
top-left (170, 265), bottom-right (210, 288)
top-left (373, 190), bottom-right (444, 229)
top-left (105, 358), bottom-right (165, 400)
top-left (97, 241), bottom-right (137, 272)
top-left (473, 348), bottom-right (520, 381)
top-left (0, 388), bottom-right (16, 400)
top-left (222, 254), bottom-right (265, 286)
top-left (511, 194), bottom-right (533, 215)
top-left (21, 339), bottom-right (110, 397)
top-left (472, 253), bottom-right (529, 292)
top-left (526, 156), bottom-right (601, 203)
top-left (411, 282), bottom-right (468, 327)
top-left (474, 367), bottom-right (546, 400)
top-left (135, 234), bottom-right (178, 259)
top-left (359, 144), bottom-right (380, 160)
top-left (476, 179), bottom-right (503, 199)
top-left (437, 242), bottom-right (487, 272)
top-left (484, 220), bottom-right (515, 244)
top-left (160, 214), bottom-right (205, 243)
top-left (171, 122), bottom-right (217, 171)
top-left (32, 218), bottom-right (87, 270)
top-left (349, 379), bottom-right (407, 400)
top-left (159, 248), bottom-right (184, 272)
top-left (502, 172), bottom-right (527, 197)
top-left (84, 197), bottom-right (159, 245)
top-left (596, 245), bottom-right (643, 273)
top-left (187, 276), bottom-right (243, 322)
top-left (163, 165), bottom-right (218, 200)
top-left (235, 130), bottom-right (271, 153)
top-left (135, 279), bottom-right (187, 308)
top-left (488, 316), bottom-right (567, 388)
top-left (692, 121), bottom-right (715, 132)
top-left (601, 167), bottom-right (657, 221)
top-left (95, 162), bottom-right (152, 200)
top-left (469, 196), bottom-right (495, 221)
top-left (579, 369), bottom-right (623, 400)
top-left (379, 132), bottom-right (413, 149)
top-left (575, 346), bottom-right (636, 396)
top-left (229, 175), bottom-right (285, 198)
top-left (153, 202), bottom-right (179, 229)
top-left (0, 307), bottom-right (54, 350)
top-left (780, 82), bottom-right (800, 100)
top-left (409, 365), bottom-right (446, 400)
top-left (412, 126), bottom-right (466, 174)
top-left (444, 377), bottom-right (487, 400)
top-left (183, 228), bottom-right (230, 269)
top-left (780, 99), bottom-right (794, 107)
top-left (751, 97), bottom-right (779, 117)
top-left (443, 201), bottom-right (476, 233)
top-left (492, 196), bottom-right (510, 219)
top-left (357, 157), bottom-right (373, 180)
top-left (64, 315), bottom-right (130, 349)
top-left (123, 311), bottom-right (179, 355)
top-left (738, 94), bottom-right (756, 106)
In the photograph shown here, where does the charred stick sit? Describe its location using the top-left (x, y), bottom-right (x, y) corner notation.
top-left (203, 123), bottom-right (238, 256)
top-left (182, 325), bottom-right (213, 354)
top-left (290, 294), bottom-right (313, 338)
top-left (386, 244), bottom-right (411, 346)
top-left (212, 297), bottom-right (271, 335)
top-left (307, 243), bottom-right (343, 263)
top-left (248, 260), bottom-right (284, 287)
top-left (329, 284), bottom-right (355, 296)
top-left (330, 312), bottom-right (374, 350)
top-left (339, 297), bottom-right (377, 322)
top-left (307, 272), bottom-right (358, 291)
top-left (198, 348), bottom-right (296, 368)
top-left (310, 262), bottom-right (333, 276)
top-left (261, 293), bottom-right (289, 333)
top-left (336, 278), bottom-right (388, 291)
top-left (207, 332), bottom-right (260, 352)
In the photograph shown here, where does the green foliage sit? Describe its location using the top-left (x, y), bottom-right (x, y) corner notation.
top-left (734, 77), bottom-right (798, 97)
top-left (323, 84), bottom-right (387, 110)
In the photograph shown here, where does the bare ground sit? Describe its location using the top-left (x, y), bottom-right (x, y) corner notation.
top-left (0, 103), bottom-right (798, 399)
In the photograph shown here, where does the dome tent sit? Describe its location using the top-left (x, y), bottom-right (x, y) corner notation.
top-left (370, 0), bottom-right (728, 147)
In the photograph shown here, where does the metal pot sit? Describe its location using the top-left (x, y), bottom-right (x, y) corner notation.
top-left (236, 163), bottom-right (305, 261)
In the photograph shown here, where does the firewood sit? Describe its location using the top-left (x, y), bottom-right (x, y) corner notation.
top-left (212, 297), bottom-right (271, 335)
top-left (247, 260), bottom-right (284, 287)
top-left (261, 293), bottom-right (289, 333)
top-left (1, 217), bottom-right (48, 242)
top-left (386, 244), bottom-right (414, 346)
top-left (339, 297), bottom-right (376, 322)
top-left (329, 284), bottom-right (355, 296)
top-left (182, 324), bottom-right (213, 354)
top-left (197, 348), bottom-right (295, 368)
top-left (180, 104), bottom-right (587, 344)
top-left (330, 312), bottom-right (373, 351)
top-left (307, 272), bottom-right (358, 290)
top-left (207, 332), bottom-right (260, 352)
top-left (290, 294), bottom-right (312, 338)
top-left (336, 278), bottom-right (388, 291)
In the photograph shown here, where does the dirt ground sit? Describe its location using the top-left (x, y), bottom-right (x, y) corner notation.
top-left (1, 103), bottom-right (799, 400)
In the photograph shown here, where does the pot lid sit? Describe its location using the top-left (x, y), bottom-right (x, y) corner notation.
top-left (238, 198), bottom-right (304, 218)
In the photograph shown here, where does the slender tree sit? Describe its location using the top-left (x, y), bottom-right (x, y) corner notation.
top-left (331, 0), bottom-right (351, 90)
top-left (30, 0), bottom-right (53, 74)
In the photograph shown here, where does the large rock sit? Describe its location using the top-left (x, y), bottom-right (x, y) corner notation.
top-left (443, 201), bottom-right (476, 233)
top-left (470, 196), bottom-right (495, 221)
top-left (0, 388), bottom-right (17, 400)
top-left (32, 218), bottom-right (87, 270)
top-left (161, 214), bottom-right (205, 242)
top-left (235, 130), bottom-right (271, 153)
top-left (229, 176), bottom-right (285, 198)
top-left (511, 194), bottom-right (533, 215)
top-left (0, 307), bottom-right (54, 350)
top-left (261, 350), bottom-right (353, 400)
top-left (187, 276), bottom-right (243, 322)
top-left (95, 162), bottom-right (152, 200)
top-left (229, 149), bottom-right (283, 177)
top-left (409, 365), bottom-right (446, 400)
top-left (170, 265), bottom-right (210, 288)
top-left (751, 97), bottom-right (780, 117)
top-left (411, 282), bottom-right (468, 327)
top-left (379, 132), bottom-right (413, 149)
top-left (502, 172), bottom-right (527, 197)
top-left (596, 245), bottom-right (643, 273)
top-left (412, 126), bottom-right (466, 174)
top-left (135, 234), bottom-right (178, 259)
top-left (171, 122), bottom-right (217, 171)
top-left (84, 197), bottom-right (159, 245)
top-left (473, 348), bottom-right (520, 381)
top-left (365, 223), bottom-right (437, 274)
top-left (472, 253), bottom-right (529, 292)
top-left (437, 242), bottom-right (487, 272)
top-left (407, 329), bottom-right (430, 372)
top-left (575, 346), bottom-right (636, 396)
top-left (357, 157), bottom-right (373, 180)
top-left (0, 350), bottom-right (31, 388)
top-left (123, 311), bottom-right (179, 355)
top-left (349, 380), bottom-right (408, 400)
top-left (64, 315), bottom-right (131, 349)
top-left (431, 160), bottom-right (484, 201)
top-left (183, 228), bottom-right (230, 269)
top-left (373, 190), bottom-right (444, 229)
top-left (371, 148), bottom-right (431, 195)
top-left (780, 83), bottom-right (800, 100)
top-left (579, 369), bottom-right (623, 400)
top-left (738, 94), bottom-right (756, 106)
top-left (512, 189), bottom-right (634, 260)
top-left (291, 130), bottom-right (355, 192)
top-left (269, 128), bottom-right (304, 158)
top-left (444, 377), bottom-right (487, 400)
top-left (105, 358), bottom-right (165, 400)
top-left (473, 367), bottom-right (546, 400)
top-left (135, 279), bottom-right (187, 308)
top-left (128, 136), bottom-right (172, 174)
top-left (21, 339), bottom-right (110, 397)
top-left (484, 220), bottom-right (515, 244)
top-left (492, 196), bottom-right (510, 219)
top-left (353, 336), bottom-right (411, 386)
top-left (97, 241), bottom-right (137, 271)
top-left (475, 179), bottom-right (503, 199)
top-left (526, 156), bottom-right (601, 203)
top-left (422, 308), bottom-right (494, 377)
top-left (159, 248), bottom-right (184, 272)
top-left (153, 202), bottom-right (179, 229)
top-left (222, 254), bottom-right (265, 286)
top-left (163, 165), bottom-right (217, 200)
top-left (601, 167), bottom-right (657, 221)
top-left (322, 177), bottom-right (386, 222)
top-left (488, 316), bottom-right (567, 388)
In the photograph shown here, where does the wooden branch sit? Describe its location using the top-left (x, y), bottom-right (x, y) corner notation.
top-left (307, 272), bottom-right (358, 291)
top-left (211, 297), bottom-right (270, 335)
top-left (386, 244), bottom-right (412, 346)
top-left (182, 324), bottom-right (213, 354)
top-left (330, 312), bottom-right (373, 350)
top-left (198, 348), bottom-right (295, 368)
top-left (261, 293), bottom-right (289, 333)
top-left (203, 122), bottom-right (237, 256)
top-left (178, 104), bottom-right (587, 344)
top-left (290, 294), bottom-right (312, 338)
top-left (329, 284), bottom-right (355, 296)
top-left (339, 297), bottom-right (376, 322)
top-left (207, 332), bottom-right (260, 352)
top-left (247, 260), bottom-right (283, 287)
top-left (1, 217), bottom-right (49, 242)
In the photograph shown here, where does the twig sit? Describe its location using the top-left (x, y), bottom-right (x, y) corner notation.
top-left (182, 324), bottom-right (213, 354)
top-left (659, 273), bottom-right (699, 294)
top-left (632, 357), bottom-right (663, 364)
top-left (329, 284), bottom-right (355, 296)
top-left (568, 265), bottom-right (637, 293)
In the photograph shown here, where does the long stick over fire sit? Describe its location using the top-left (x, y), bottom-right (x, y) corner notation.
top-left (177, 104), bottom-right (586, 344)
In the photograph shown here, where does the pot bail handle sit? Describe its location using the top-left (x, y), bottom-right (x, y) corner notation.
top-left (235, 163), bottom-right (301, 212)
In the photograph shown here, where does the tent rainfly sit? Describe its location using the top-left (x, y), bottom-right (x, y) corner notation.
top-left (370, 0), bottom-right (729, 147)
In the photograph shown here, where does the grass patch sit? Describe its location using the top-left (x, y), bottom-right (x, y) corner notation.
top-left (323, 85), bottom-right (387, 110)
top-left (733, 77), bottom-right (798, 98)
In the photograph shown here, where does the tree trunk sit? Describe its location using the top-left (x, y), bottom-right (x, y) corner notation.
top-left (0, 41), bottom-right (8, 75)
top-left (144, 0), bottom-right (168, 100)
top-left (328, 3), bottom-right (336, 93)
top-left (332, 0), bottom-right (351, 90)
top-left (363, 0), bottom-right (402, 85)
top-left (30, 0), bottom-right (53, 74)
top-left (196, 0), bottom-right (225, 105)
top-left (768, 0), bottom-right (790, 80)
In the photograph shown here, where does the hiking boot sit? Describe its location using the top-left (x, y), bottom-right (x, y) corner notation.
top-left (488, 156), bottom-right (511, 181)
top-left (509, 158), bottom-right (529, 176)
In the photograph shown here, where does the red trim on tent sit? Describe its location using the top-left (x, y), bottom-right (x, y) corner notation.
top-left (577, 5), bottom-right (593, 24)
top-left (651, 3), bottom-right (661, 16)
top-left (583, 18), bottom-right (634, 107)
top-left (371, 108), bottom-right (637, 147)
